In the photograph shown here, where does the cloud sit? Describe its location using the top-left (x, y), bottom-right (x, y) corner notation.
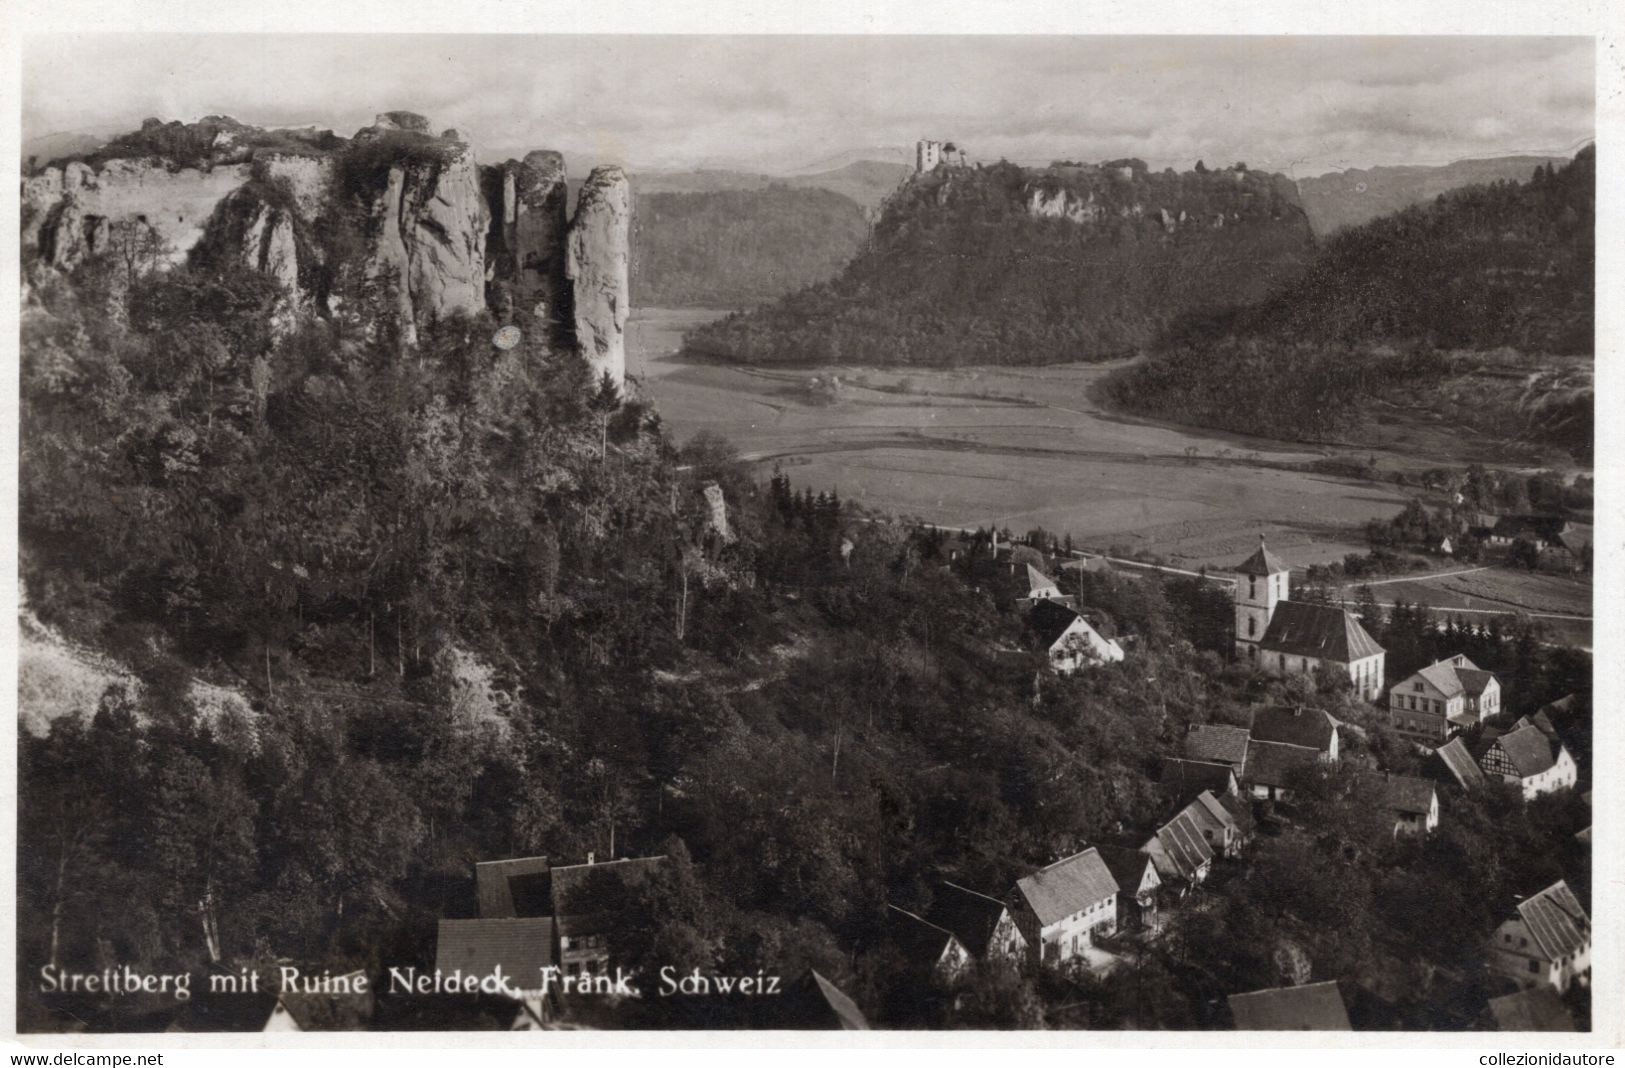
top-left (22, 34), bottom-right (1594, 175)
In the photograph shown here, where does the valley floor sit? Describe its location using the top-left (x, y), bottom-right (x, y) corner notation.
top-left (630, 308), bottom-right (1592, 647)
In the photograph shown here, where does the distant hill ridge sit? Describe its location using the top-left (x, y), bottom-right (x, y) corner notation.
top-left (1296, 154), bottom-right (1575, 236)
top-left (631, 159), bottom-right (911, 212)
top-left (632, 185), bottom-right (872, 308)
top-left (681, 157), bottom-right (1319, 367)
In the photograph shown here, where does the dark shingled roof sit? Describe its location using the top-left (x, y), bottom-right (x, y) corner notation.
top-left (1184, 724), bottom-right (1252, 767)
top-left (1492, 515), bottom-right (1569, 541)
top-left (781, 970), bottom-right (870, 1030)
top-left (1435, 737), bottom-right (1486, 790)
top-left (1233, 539), bottom-right (1291, 577)
top-left (1029, 598), bottom-right (1084, 649)
top-left (549, 855), bottom-right (667, 918)
top-left (927, 881), bottom-right (1010, 958)
top-left (435, 918), bottom-right (556, 989)
top-left (1160, 757), bottom-right (1239, 803)
top-left (885, 905), bottom-right (963, 972)
top-left (1493, 726), bottom-right (1560, 778)
top-left (1244, 740), bottom-right (1322, 789)
top-left (1095, 844), bottom-right (1158, 896)
top-left (1458, 667), bottom-right (1496, 697)
top-left (1250, 706), bottom-right (1339, 752)
top-left (474, 855), bottom-right (551, 919)
top-left (1362, 772), bottom-right (1437, 816)
top-left (1489, 988), bottom-right (1577, 1032)
top-left (1516, 881), bottom-right (1589, 962)
top-left (1258, 601), bottom-right (1384, 663)
top-left (1228, 981), bottom-right (1351, 1030)
top-left (1012, 848), bottom-right (1119, 927)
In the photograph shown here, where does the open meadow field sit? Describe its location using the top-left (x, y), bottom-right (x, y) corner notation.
top-left (633, 310), bottom-right (1412, 566)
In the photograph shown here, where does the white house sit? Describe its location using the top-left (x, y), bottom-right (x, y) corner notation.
top-left (1489, 880), bottom-right (1590, 993)
top-left (1478, 725), bottom-right (1578, 800)
top-left (1388, 654), bottom-right (1501, 744)
top-left (1005, 848), bottom-right (1120, 967)
top-left (1231, 538), bottom-right (1385, 699)
top-left (1030, 599), bottom-right (1124, 674)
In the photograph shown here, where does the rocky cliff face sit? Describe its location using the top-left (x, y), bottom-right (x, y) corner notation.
top-left (483, 149), bottom-right (571, 343)
top-left (351, 117), bottom-right (489, 343)
top-left (21, 112), bottom-right (631, 378)
top-left (567, 166), bottom-right (633, 387)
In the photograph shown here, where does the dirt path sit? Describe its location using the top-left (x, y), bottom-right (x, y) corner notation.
top-left (1343, 567), bottom-right (1492, 587)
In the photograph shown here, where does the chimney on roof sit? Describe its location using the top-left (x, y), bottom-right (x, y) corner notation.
top-left (587, 852), bottom-right (595, 865)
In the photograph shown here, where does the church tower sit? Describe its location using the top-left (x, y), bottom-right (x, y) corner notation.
top-left (1232, 536), bottom-right (1290, 661)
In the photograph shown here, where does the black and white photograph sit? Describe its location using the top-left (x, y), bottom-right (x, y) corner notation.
top-left (5, 14), bottom-right (1613, 1046)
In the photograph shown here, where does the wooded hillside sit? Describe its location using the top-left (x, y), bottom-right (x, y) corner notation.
top-left (681, 160), bottom-right (1318, 367)
top-left (1101, 148), bottom-right (1594, 458)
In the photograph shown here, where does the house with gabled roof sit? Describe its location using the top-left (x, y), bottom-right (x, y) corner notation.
top-left (1140, 809), bottom-right (1215, 892)
top-left (1388, 654), bottom-right (1501, 743)
top-left (1178, 789), bottom-right (1249, 857)
top-left (548, 854), bottom-right (668, 977)
top-left (1029, 598), bottom-right (1124, 674)
top-left (1477, 725), bottom-right (1577, 800)
top-left (927, 881), bottom-right (1027, 964)
top-left (1005, 848), bottom-right (1120, 967)
top-left (1095, 845), bottom-right (1162, 932)
top-left (1360, 771), bottom-right (1440, 836)
top-left (1159, 756), bottom-right (1240, 804)
top-left (469, 852), bottom-right (669, 978)
top-left (1251, 706), bottom-right (1340, 762)
top-left (1243, 739), bottom-right (1322, 802)
top-left (885, 904), bottom-right (971, 981)
top-left (1490, 880), bottom-right (1590, 993)
top-left (1230, 538), bottom-right (1385, 700)
top-left (1183, 723), bottom-right (1251, 772)
top-left (1487, 987), bottom-right (1577, 1032)
top-left (1432, 736), bottom-right (1486, 791)
top-left (1227, 980), bottom-right (1351, 1030)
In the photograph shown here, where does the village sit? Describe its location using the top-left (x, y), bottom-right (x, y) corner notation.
top-left (164, 522), bottom-right (1587, 1035)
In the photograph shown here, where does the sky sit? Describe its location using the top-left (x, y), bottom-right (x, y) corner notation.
top-left (21, 35), bottom-right (1595, 177)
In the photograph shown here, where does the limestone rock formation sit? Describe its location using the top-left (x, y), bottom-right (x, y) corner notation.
top-left (483, 149), bottom-right (570, 338)
top-left (363, 125), bottom-right (489, 341)
top-left (190, 185), bottom-right (307, 331)
top-left (567, 166), bottom-right (632, 387)
top-left (23, 157), bottom-right (250, 268)
top-left (20, 112), bottom-right (638, 383)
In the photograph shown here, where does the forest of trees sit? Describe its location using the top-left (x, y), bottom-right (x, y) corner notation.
top-left (680, 161), bottom-right (1317, 367)
top-left (1101, 148), bottom-right (1595, 456)
top-left (17, 206), bottom-right (1592, 1030)
top-left (631, 187), bottom-right (871, 309)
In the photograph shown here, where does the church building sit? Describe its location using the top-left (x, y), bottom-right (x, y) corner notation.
top-left (1231, 538), bottom-right (1386, 701)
